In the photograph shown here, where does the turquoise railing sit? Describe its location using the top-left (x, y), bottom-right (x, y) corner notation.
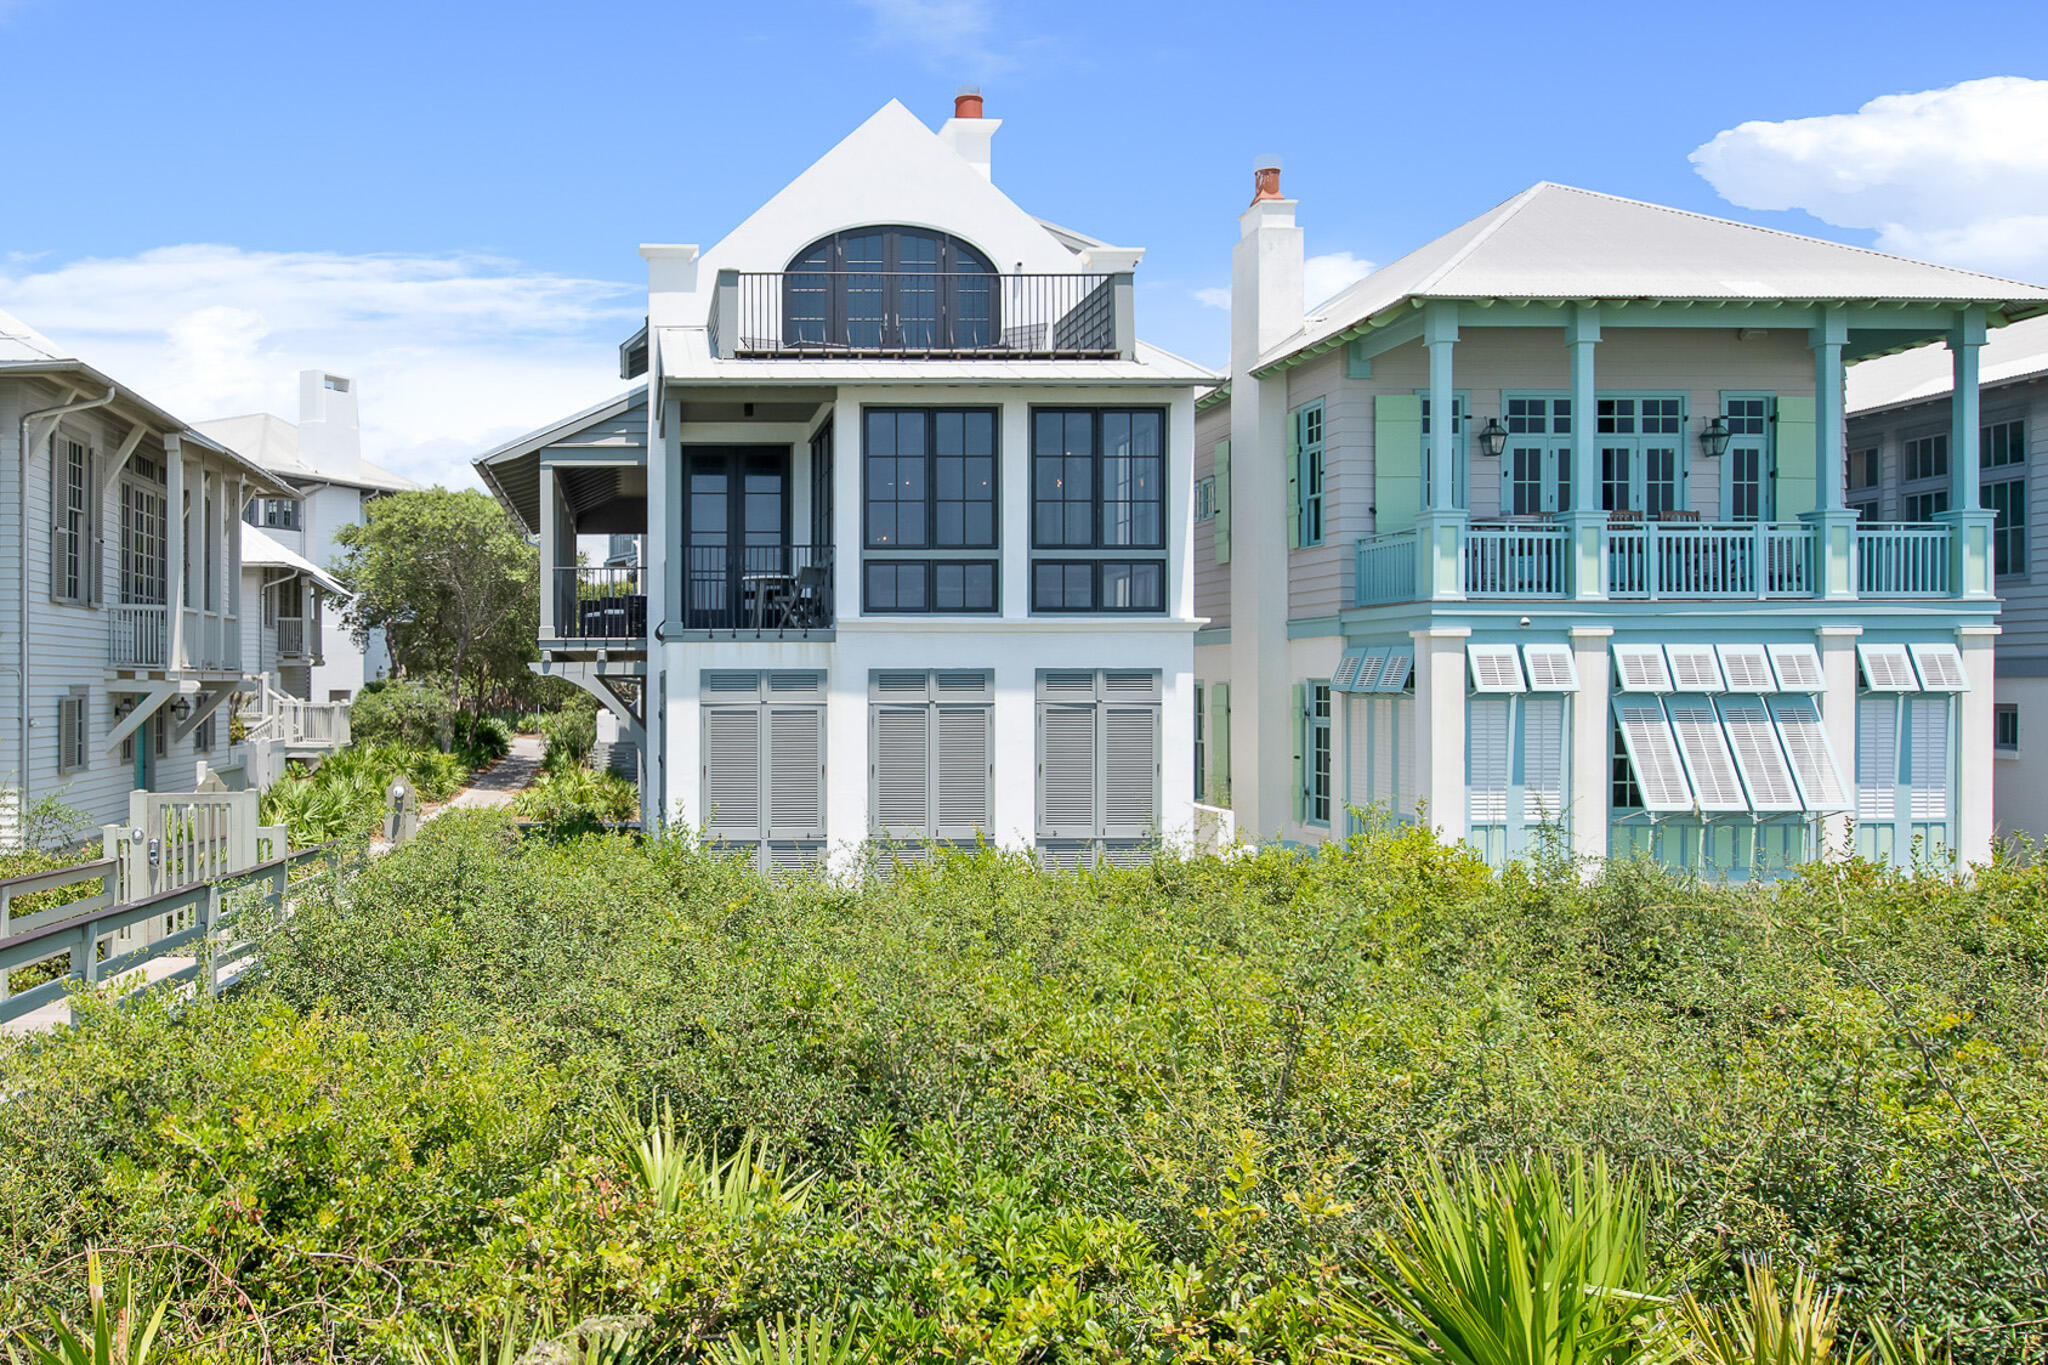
top-left (1608, 522), bottom-right (1814, 598)
top-left (1464, 523), bottom-right (1567, 597)
top-left (1855, 523), bottom-right (1951, 596)
top-left (1354, 531), bottom-right (1418, 606)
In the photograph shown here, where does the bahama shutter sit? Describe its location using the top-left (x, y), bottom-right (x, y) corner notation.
top-left (1770, 695), bottom-right (1850, 812)
top-left (1374, 394), bottom-right (1423, 535)
top-left (1467, 643), bottom-right (1526, 693)
top-left (1467, 698), bottom-right (1511, 824)
top-left (1666, 695), bottom-right (1747, 811)
top-left (1907, 696), bottom-right (1951, 822)
top-left (766, 704), bottom-right (826, 839)
top-left (1213, 440), bottom-right (1232, 564)
top-left (1612, 644), bottom-right (1674, 692)
top-left (1665, 644), bottom-right (1725, 693)
top-left (1522, 644), bottom-right (1579, 692)
top-left (871, 704), bottom-right (931, 837)
top-left (1614, 698), bottom-right (1694, 812)
top-left (1772, 396), bottom-right (1817, 519)
top-left (1908, 643), bottom-right (1968, 692)
top-left (701, 704), bottom-right (762, 841)
top-left (1717, 643), bottom-right (1777, 692)
top-left (1857, 643), bottom-right (1917, 692)
top-left (1716, 695), bottom-right (1800, 812)
top-left (1766, 644), bottom-right (1825, 692)
top-left (1521, 696), bottom-right (1566, 823)
top-left (1856, 696), bottom-right (1898, 823)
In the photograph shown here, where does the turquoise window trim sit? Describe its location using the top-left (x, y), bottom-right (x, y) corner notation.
top-left (1293, 399), bottom-right (1327, 547)
top-left (1303, 678), bottom-right (1333, 827)
top-left (1414, 389), bottom-right (1471, 510)
top-left (1593, 389), bottom-right (1690, 514)
top-left (1499, 390), bottom-right (1575, 515)
top-left (1719, 390), bottom-right (1775, 521)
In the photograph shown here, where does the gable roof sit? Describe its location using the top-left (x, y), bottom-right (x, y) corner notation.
top-left (193, 411), bottom-right (420, 493)
top-left (241, 525), bottom-right (348, 597)
top-left (1260, 182), bottom-right (2048, 375)
top-left (1848, 314), bottom-right (2048, 417)
top-left (475, 387), bottom-right (647, 535)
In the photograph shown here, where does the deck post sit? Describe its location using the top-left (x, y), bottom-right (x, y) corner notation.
top-left (1562, 307), bottom-right (1606, 600)
top-left (1804, 307), bottom-right (1860, 600)
top-left (1415, 302), bottom-right (1467, 599)
top-left (1938, 307), bottom-right (1996, 599)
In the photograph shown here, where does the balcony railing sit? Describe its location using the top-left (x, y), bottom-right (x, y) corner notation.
top-left (1354, 532), bottom-right (1418, 606)
top-left (1856, 523), bottom-right (1952, 595)
top-left (709, 270), bottom-right (1128, 359)
top-left (1607, 522), bottom-right (1815, 599)
top-left (551, 565), bottom-right (648, 643)
top-left (184, 610), bottom-right (241, 672)
top-left (683, 545), bottom-right (833, 634)
top-left (276, 617), bottom-right (308, 658)
top-left (109, 603), bottom-right (167, 668)
top-left (1466, 523), bottom-right (1568, 597)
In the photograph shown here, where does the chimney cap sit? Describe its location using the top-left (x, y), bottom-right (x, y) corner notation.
top-left (1251, 158), bottom-right (1285, 204)
top-left (954, 85), bottom-right (985, 119)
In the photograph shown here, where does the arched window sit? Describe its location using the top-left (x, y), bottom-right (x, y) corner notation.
top-left (784, 227), bottom-right (998, 352)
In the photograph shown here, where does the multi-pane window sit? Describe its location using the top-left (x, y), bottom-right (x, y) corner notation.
top-left (1301, 680), bottom-right (1332, 825)
top-left (1193, 681), bottom-right (1207, 802)
top-left (1904, 433), bottom-right (1948, 483)
top-left (1725, 396), bottom-right (1771, 521)
top-left (863, 408), bottom-right (998, 614)
top-left (1032, 409), bottom-right (1166, 613)
top-left (1294, 402), bottom-right (1325, 546)
top-left (1904, 490), bottom-right (1949, 522)
top-left (1847, 447), bottom-right (1881, 521)
top-left (1418, 393), bottom-right (1469, 509)
top-left (121, 481), bottom-right (167, 606)
top-left (245, 497), bottom-right (299, 530)
top-left (1984, 418), bottom-right (2025, 468)
top-left (785, 227), bottom-right (996, 352)
top-left (1598, 396), bottom-right (1684, 514)
top-left (52, 435), bottom-right (94, 604)
top-left (1982, 418), bottom-right (2026, 578)
top-left (1996, 702), bottom-right (2020, 753)
top-left (1502, 395), bottom-right (1571, 514)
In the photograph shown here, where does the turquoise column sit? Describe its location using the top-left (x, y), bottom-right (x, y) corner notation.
top-left (1562, 306), bottom-right (1605, 599)
top-left (1803, 306), bottom-right (1858, 599)
top-left (1940, 306), bottom-right (1995, 598)
top-left (1416, 301), bottom-right (1465, 599)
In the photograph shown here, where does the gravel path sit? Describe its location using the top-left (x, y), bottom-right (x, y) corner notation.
top-left (437, 734), bottom-right (545, 813)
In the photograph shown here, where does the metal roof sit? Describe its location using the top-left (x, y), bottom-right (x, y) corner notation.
top-left (474, 387), bottom-right (647, 536)
top-left (241, 525), bottom-right (348, 596)
top-left (656, 327), bottom-right (1215, 385)
top-left (1847, 314), bottom-right (2048, 417)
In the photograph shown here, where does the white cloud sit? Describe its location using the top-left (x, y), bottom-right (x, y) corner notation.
top-left (1691, 76), bottom-right (2048, 281)
top-left (1192, 250), bottom-right (1376, 314)
top-left (857, 0), bottom-right (1010, 76)
top-left (0, 245), bottom-right (639, 489)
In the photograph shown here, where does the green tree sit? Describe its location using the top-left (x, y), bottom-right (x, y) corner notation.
top-left (332, 489), bottom-right (537, 716)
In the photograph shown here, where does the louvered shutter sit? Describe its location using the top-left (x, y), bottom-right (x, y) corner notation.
top-left (1467, 644), bottom-right (1527, 693)
top-left (1522, 644), bottom-right (1579, 692)
top-left (1856, 696), bottom-right (1897, 822)
top-left (1374, 394), bottom-right (1423, 535)
top-left (1332, 650), bottom-right (1363, 692)
top-left (1038, 703), bottom-right (1098, 839)
top-left (1291, 682), bottom-right (1307, 821)
top-left (1612, 644), bottom-right (1674, 692)
top-left (1348, 693), bottom-right (1373, 817)
top-left (1857, 644), bottom-right (1916, 692)
top-left (1102, 704), bottom-right (1160, 838)
top-left (1665, 644), bottom-right (1725, 693)
top-left (1770, 695), bottom-right (1849, 811)
top-left (1716, 696), bottom-right (1801, 812)
top-left (702, 706), bottom-right (762, 840)
top-left (1908, 697), bottom-right (1951, 821)
top-left (934, 703), bottom-right (993, 838)
top-left (1351, 649), bottom-right (1387, 693)
top-left (1377, 648), bottom-right (1414, 692)
top-left (1211, 682), bottom-right (1230, 790)
top-left (1766, 644), bottom-right (1825, 692)
top-left (1393, 696), bottom-right (1418, 817)
top-left (871, 706), bottom-right (931, 836)
top-left (1908, 643), bottom-right (1968, 692)
top-left (1468, 699), bottom-right (1511, 823)
top-left (1666, 696), bottom-right (1747, 811)
top-left (766, 706), bottom-right (825, 838)
top-left (1522, 697), bottom-right (1566, 822)
top-left (1717, 644), bottom-right (1777, 692)
top-left (1286, 413), bottom-right (1302, 550)
top-left (1614, 699), bottom-right (1694, 811)
top-left (1213, 440), bottom-right (1231, 564)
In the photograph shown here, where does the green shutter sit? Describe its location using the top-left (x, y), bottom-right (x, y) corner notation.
top-left (1212, 681), bottom-right (1231, 797)
top-left (1375, 394), bottom-right (1423, 534)
top-left (1286, 414), bottom-right (1302, 549)
top-left (1774, 396), bottom-right (1817, 520)
top-left (1214, 439), bottom-right (1232, 564)
top-left (1291, 682), bottom-right (1307, 822)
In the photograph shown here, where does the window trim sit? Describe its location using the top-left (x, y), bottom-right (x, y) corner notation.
top-left (1994, 701), bottom-right (2020, 755)
top-left (1029, 406), bottom-right (1169, 552)
top-left (1302, 678), bottom-right (1333, 826)
top-left (1981, 415), bottom-right (2026, 580)
top-left (1720, 390), bottom-right (1775, 522)
top-left (50, 428), bottom-right (96, 607)
top-left (860, 558), bottom-right (1001, 615)
top-left (1029, 558), bottom-right (1167, 614)
top-left (56, 687), bottom-right (90, 774)
top-left (859, 406), bottom-right (1002, 615)
top-left (1293, 399), bottom-right (1327, 547)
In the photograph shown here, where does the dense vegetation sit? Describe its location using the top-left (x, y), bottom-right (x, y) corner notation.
top-left (1, 816), bottom-right (2043, 1362)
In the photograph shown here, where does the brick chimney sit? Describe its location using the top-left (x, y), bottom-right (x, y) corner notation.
top-left (938, 84), bottom-right (999, 181)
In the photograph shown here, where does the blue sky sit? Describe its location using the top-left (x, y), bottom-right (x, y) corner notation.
top-left (3, 0), bottom-right (2046, 487)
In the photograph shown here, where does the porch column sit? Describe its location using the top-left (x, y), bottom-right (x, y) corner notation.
top-left (1415, 301), bottom-right (1466, 599)
top-left (1955, 624), bottom-right (2000, 862)
top-left (1804, 307), bottom-right (1859, 600)
top-left (1563, 306), bottom-right (1606, 601)
top-left (537, 464), bottom-right (557, 639)
top-left (165, 434), bottom-right (186, 671)
top-left (1567, 626), bottom-right (1611, 869)
top-left (1816, 625), bottom-right (1861, 856)
top-left (1412, 625), bottom-right (1469, 844)
top-left (1940, 308), bottom-right (1995, 599)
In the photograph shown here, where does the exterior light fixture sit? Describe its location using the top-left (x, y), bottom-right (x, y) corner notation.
top-left (169, 696), bottom-right (191, 721)
top-left (1476, 417), bottom-right (1508, 460)
top-left (112, 696), bottom-right (136, 719)
top-left (1698, 416), bottom-right (1732, 459)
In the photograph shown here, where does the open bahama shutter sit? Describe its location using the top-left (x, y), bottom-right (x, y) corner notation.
top-left (1716, 695), bottom-right (1801, 812)
top-left (1666, 695), bottom-right (1748, 812)
top-left (1615, 697), bottom-right (1694, 812)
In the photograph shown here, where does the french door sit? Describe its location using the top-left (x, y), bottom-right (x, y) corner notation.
top-left (685, 447), bottom-right (791, 628)
top-left (1600, 441), bottom-right (1683, 514)
top-left (1505, 441), bottom-right (1573, 514)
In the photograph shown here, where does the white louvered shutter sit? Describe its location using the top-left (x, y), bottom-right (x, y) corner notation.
top-left (935, 704), bottom-right (993, 838)
top-left (1468, 699), bottom-right (1511, 823)
top-left (1394, 696), bottom-right (1418, 816)
top-left (1522, 697), bottom-right (1566, 822)
top-left (1716, 696), bottom-right (1800, 812)
top-left (871, 706), bottom-right (930, 836)
top-left (1770, 696), bottom-right (1849, 811)
top-left (1348, 694), bottom-right (1373, 814)
top-left (766, 706), bottom-right (825, 838)
top-left (1856, 696), bottom-right (1897, 822)
top-left (1612, 644), bottom-right (1673, 692)
top-left (1767, 644), bottom-right (1826, 692)
top-left (1614, 699), bottom-right (1693, 811)
top-left (1332, 650), bottom-right (1363, 692)
top-left (1717, 644), bottom-right (1777, 692)
top-left (1522, 644), bottom-right (1579, 692)
top-left (1666, 645), bottom-right (1725, 693)
top-left (1038, 704), bottom-right (1098, 839)
top-left (1351, 649), bottom-right (1388, 694)
top-left (1908, 697), bottom-right (1951, 821)
top-left (1857, 644), bottom-right (1916, 692)
top-left (1909, 644), bottom-right (1968, 692)
top-left (1102, 704), bottom-right (1161, 838)
top-left (1377, 649), bottom-right (1414, 692)
top-left (1468, 644), bottom-right (1526, 693)
top-left (1666, 696), bottom-right (1747, 811)
top-left (702, 706), bottom-right (762, 840)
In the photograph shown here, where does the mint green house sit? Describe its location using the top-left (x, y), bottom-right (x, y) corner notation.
top-left (1194, 175), bottom-right (2048, 874)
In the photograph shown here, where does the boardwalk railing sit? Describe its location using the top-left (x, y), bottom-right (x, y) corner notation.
top-left (1856, 523), bottom-right (1951, 595)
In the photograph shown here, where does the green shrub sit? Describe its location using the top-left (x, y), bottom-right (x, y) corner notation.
top-left (260, 744), bottom-right (471, 844)
top-left (349, 679), bottom-right (455, 750)
top-left (539, 710), bottom-right (596, 773)
top-left (454, 714), bottom-right (512, 767)
top-left (511, 766), bottom-right (637, 835)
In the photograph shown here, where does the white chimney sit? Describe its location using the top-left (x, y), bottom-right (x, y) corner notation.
top-left (1231, 157), bottom-right (1303, 366)
top-left (296, 369), bottom-right (363, 482)
top-left (938, 84), bottom-right (999, 181)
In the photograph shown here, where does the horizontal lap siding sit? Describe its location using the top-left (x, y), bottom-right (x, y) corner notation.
top-left (550, 411), bottom-right (648, 452)
top-left (1286, 351), bottom-right (1365, 620)
top-left (1194, 403), bottom-right (1230, 630)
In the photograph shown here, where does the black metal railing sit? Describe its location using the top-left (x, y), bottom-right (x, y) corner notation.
top-left (553, 566), bottom-right (648, 642)
top-left (714, 271), bottom-right (1124, 359)
top-left (683, 545), bottom-right (834, 633)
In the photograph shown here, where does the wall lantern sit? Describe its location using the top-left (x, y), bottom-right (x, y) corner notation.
top-left (1698, 416), bottom-right (1732, 459)
top-left (169, 696), bottom-right (191, 721)
top-left (1475, 417), bottom-right (1508, 460)
top-left (112, 696), bottom-right (136, 720)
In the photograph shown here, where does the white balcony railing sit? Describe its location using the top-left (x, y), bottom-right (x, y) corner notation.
top-left (108, 603), bottom-right (169, 668)
top-left (276, 617), bottom-right (308, 658)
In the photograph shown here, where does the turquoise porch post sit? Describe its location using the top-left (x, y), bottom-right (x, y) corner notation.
top-left (1939, 307), bottom-right (1995, 598)
top-left (1414, 301), bottom-right (1466, 599)
top-left (1803, 306), bottom-right (1859, 600)
top-left (1562, 305), bottom-right (1605, 600)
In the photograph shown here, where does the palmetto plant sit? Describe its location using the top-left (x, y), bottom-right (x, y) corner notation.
top-left (1337, 1151), bottom-right (1677, 1365)
top-left (403, 1309), bottom-right (648, 1365)
top-left (1673, 1262), bottom-right (1845, 1365)
top-left (618, 1097), bottom-right (819, 1223)
top-left (705, 1315), bottom-right (871, 1365)
top-left (7, 1252), bottom-right (169, 1365)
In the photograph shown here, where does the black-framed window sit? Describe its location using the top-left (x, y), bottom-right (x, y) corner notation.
top-left (861, 407), bottom-right (999, 615)
top-left (786, 227), bottom-right (997, 351)
top-left (1031, 560), bottom-right (1164, 613)
top-left (864, 559), bottom-right (997, 614)
top-left (1030, 408), bottom-right (1166, 614)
